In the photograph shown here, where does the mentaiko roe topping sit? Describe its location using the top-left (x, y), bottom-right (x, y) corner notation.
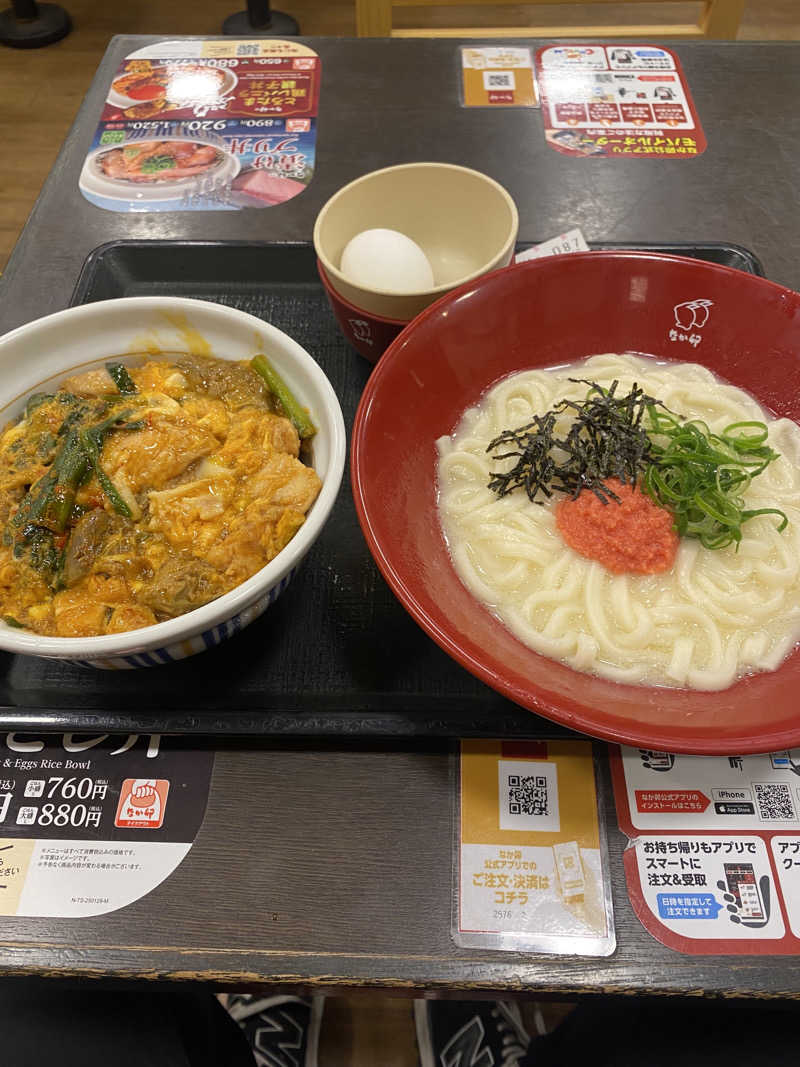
top-left (556, 478), bottom-right (679, 575)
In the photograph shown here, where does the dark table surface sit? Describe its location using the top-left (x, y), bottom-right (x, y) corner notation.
top-left (2, 36), bottom-right (800, 996)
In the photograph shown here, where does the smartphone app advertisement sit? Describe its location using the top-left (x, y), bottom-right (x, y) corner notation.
top-left (535, 44), bottom-right (706, 159)
top-left (612, 746), bottom-right (800, 953)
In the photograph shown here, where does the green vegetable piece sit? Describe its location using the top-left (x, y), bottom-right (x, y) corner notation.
top-left (3, 616), bottom-right (24, 629)
top-left (80, 427), bottom-right (132, 519)
top-left (8, 410), bottom-right (138, 577)
top-left (28, 527), bottom-right (62, 581)
top-left (250, 354), bottom-right (317, 439)
top-left (12, 429), bottom-right (89, 536)
top-left (140, 155), bottom-right (177, 174)
top-left (106, 362), bottom-right (138, 396)
top-left (24, 393), bottom-right (55, 419)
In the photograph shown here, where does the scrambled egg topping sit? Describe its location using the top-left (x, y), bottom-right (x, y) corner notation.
top-left (0, 354), bottom-right (321, 637)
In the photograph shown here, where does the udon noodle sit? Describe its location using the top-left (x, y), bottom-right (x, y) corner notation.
top-left (437, 353), bottom-right (800, 690)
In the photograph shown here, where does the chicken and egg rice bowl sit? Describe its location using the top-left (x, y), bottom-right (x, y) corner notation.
top-left (0, 353), bottom-right (321, 638)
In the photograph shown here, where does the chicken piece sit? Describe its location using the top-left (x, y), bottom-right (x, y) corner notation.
top-left (101, 412), bottom-right (218, 494)
top-left (264, 415), bottom-right (300, 458)
top-left (148, 474), bottom-right (235, 554)
top-left (205, 520), bottom-right (267, 587)
top-left (61, 367), bottom-right (115, 396)
top-left (205, 454), bottom-right (321, 583)
top-left (106, 604), bottom-right (158, 634)
top-left (52, 589), bottom-right (110, 637)
top-left (85, 572), bottom-right (132, 605)
top-left (218, 410), bottom-right (300, 475)
top-left (180, 396), bottom-right (231, 439)
top-left (244, 452), bottom-right (321, 512)
top-left (275, 508), bottom-right (306, 553)
top-left (129, 361), bottom-right (189, 399)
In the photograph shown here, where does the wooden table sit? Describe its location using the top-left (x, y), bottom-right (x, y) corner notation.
top-left (1, 36), bottom-right (800, 997)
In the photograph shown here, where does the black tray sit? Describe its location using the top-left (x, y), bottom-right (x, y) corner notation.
top-left (0, 240), bottom-right (764, 738)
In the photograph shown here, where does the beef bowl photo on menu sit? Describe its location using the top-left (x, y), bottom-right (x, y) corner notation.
top-left (79, 136), bottom-right (240, 212)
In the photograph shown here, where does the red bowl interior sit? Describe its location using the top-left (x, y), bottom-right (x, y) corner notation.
top-left (351, 252), bottom-right (800, 755)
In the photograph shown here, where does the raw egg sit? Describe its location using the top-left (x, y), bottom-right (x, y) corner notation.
top-left (340, 228), bottom-right (435, 293)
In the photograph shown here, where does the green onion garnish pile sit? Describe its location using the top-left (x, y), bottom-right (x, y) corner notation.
top-left (643, 411), bottom-right (787, 549)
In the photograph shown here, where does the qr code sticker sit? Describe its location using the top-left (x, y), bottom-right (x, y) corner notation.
top-left (236, 43), bottom-right (259, 56)
top-left (754, 782), bottom-right (797, 821)
top-left (483, 71), bottom-right (515, 91)
top-left (508, 774), bottom-right (548, 816)
top-left (498, 760), bottom-right (560, 832)
top-left (595, 73), bottom-right (614, 83)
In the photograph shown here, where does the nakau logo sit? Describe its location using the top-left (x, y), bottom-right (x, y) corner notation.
top-left (348, 318), bottom-right (373, 345)
top-left (674, 299), bottom-right (713, 330)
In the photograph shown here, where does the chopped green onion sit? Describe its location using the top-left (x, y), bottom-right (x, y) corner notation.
top-left (642, 409), bottom-right (787, 549)
top-left (140, 155), bottom-right (176, 174)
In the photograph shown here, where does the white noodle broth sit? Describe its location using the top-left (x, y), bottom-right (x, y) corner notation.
top-left (436, 353), bottom-right (800, 690)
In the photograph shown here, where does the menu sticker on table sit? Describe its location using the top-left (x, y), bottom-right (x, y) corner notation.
top-left (455, 740), bottom-right (615, 956)
top-left (460, 47), bottom-right (538, 108)
top-left (535, 44), bottom-right (706, 159)
top-left (612, 745), bottom-right (800, 953)
top-left (0, 733), bottom-right (213, 917)
top-left (79, 39), bottom-right (320, 213)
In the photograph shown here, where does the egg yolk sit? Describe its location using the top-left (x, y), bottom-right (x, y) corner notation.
top-left (556, 478), bottom-right (678, 575)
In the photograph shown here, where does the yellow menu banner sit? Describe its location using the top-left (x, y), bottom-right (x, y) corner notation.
top-left (456, 739), bottom-right (615, 955)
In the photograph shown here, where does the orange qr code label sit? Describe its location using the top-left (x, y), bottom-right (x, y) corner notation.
top-left (115, 779), bottom-right (170, 829)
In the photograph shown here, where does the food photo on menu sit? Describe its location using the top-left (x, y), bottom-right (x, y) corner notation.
top-left (80, 44), bottom-right (320, 211)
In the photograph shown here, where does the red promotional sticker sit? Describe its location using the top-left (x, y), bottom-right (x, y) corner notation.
top-left (535, 44), bottom-right (706, 159)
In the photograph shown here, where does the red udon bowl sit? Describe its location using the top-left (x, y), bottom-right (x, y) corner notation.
top-left (351, 252), bottom-right (800, 755)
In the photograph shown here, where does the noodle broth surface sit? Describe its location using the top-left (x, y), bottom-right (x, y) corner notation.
top-left (437, 353), bottom-right (800, 690)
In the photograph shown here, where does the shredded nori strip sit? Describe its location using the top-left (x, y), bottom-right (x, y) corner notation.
top-left (487, 379), bottom-right (658, 505)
